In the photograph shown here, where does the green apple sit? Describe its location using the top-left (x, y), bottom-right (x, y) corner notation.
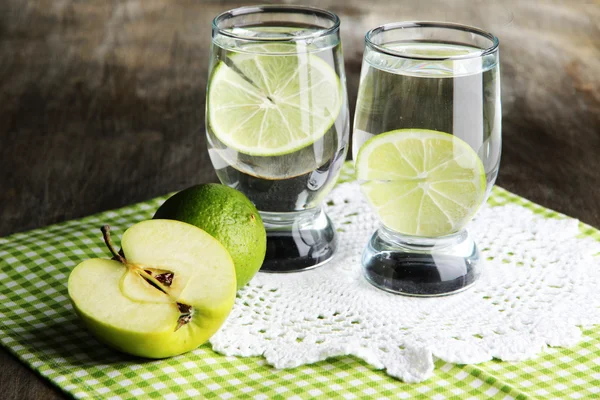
top-left (67, 219), bottom-right (236, 358)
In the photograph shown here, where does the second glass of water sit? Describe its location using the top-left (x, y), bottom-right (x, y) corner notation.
top-left (207, 6), bottom-right (350, 272)
top-left (353, 22), bottom-right (501, 296)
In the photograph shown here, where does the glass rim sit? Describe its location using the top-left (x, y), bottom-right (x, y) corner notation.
top-left (365, 21), bottom-right (500, 61)
top-left (212, 4), bottom-right (341, 42)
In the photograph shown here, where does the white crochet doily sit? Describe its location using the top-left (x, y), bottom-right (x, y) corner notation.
top-left (210, 182), bottom-right (600, 382)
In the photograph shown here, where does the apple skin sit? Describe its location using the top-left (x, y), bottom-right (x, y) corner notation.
top-left (68, 220), bottom-right (236, 358)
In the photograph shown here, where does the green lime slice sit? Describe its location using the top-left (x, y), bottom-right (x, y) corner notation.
top-left (208, 43), bottom-right (342, 156)
top-left (355, 129), bottom-right (486, 237)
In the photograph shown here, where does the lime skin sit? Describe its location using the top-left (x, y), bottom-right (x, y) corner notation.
top-left (154, 184), bottom-right (266, 289)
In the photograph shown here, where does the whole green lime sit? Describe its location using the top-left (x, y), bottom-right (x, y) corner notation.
top-left (153, 184), bottom-right (266, 289)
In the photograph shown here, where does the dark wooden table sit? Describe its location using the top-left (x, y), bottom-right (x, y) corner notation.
top-left (1, 0), bottom-right (598, 398)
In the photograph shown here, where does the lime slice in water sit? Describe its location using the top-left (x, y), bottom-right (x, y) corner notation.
top-left (208, 44), bottom-right (342, 156)
top-left (355, 129), bottom-right (486, 237)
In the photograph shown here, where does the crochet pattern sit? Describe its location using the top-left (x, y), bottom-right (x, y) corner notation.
top-left (211, 182), bottom-right (600, 382)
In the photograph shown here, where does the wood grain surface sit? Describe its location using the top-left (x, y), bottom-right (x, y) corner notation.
top-left (1, 0), bottom-right (599, 398)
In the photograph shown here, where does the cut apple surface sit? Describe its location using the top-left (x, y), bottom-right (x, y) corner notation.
top-left (68, 219), bottom-right (237, 358)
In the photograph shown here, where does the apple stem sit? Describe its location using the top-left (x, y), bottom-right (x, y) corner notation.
top-left (101, 225), bottom-right (127, 264)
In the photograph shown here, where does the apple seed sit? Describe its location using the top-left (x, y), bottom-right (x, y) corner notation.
top-left (155, 272), bottom-right (174, 286)
top-left (177, 303), bottom-right (192, 314)
top-left (142, 269), bottom-right (174, 288)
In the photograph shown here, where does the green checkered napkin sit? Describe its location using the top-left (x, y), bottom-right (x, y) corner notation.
top-left (1, 164), bottom-right (599, 399)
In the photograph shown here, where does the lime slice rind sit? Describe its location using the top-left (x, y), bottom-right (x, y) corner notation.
top-left (208, 45), bottom-right (342, 157)
top-left (356, 129), bottom-right (486, 237)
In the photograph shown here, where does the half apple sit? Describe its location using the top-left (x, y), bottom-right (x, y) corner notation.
top-left (68, 219), bottom-right (237, 358)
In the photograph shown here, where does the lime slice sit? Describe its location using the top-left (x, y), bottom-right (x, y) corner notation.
top-left (208, 44), bottom-right (342, 156)
top-left (355, 129), bottom-right (486, 237)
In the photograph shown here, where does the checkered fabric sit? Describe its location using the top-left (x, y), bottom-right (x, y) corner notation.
top-left (1, 164), bottom-right (599, 399)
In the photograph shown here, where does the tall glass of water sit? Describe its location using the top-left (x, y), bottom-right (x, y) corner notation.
top-left (353, 22), bottom-right (501, 296)
top-left (207, 6), bottom-right (349, 272)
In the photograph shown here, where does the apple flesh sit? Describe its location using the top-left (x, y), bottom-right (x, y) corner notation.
top-left (67, 219), bottom-right (237, 358)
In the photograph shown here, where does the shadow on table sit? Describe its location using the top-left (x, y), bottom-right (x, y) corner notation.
top-left (18, 317), bottom-right (151, 369)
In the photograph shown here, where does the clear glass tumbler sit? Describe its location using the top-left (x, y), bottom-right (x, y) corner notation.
top-left (352, 22), bottom-right (501, 296)
top-left (206, 6), bottom-right (350, 272)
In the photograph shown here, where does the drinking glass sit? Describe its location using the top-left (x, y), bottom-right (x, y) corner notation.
top-left (206, 6), bottom-right (349, 272)
top-left (352, 22), bottom-right (501, 296)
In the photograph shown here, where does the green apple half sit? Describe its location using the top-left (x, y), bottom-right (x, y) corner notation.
top-left (67, 219), bottom-right (236, 358)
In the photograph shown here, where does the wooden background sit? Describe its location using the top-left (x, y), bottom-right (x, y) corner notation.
top-left (1, 0), bottom-right (599, 398)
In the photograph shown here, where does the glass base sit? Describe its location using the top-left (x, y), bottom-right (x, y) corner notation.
top-left (259, 208), bottom-right (336, 273)
top-left (362, 227), bottom-right (480, 297)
